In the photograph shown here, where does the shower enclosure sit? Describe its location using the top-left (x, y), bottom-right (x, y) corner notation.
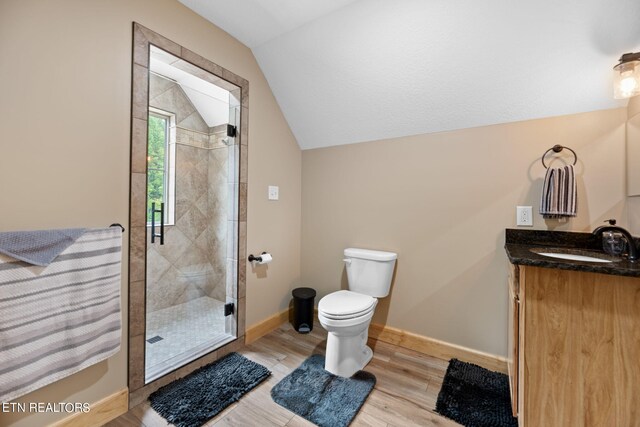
top-left (143, 46), bottom-right (241, 382)
top-left (128, 22), bottom-right (248, 400)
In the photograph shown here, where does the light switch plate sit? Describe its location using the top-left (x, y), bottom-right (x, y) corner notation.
top-left (268, 185), bottom-right (279, 201)
top-left (516, 206), bottom-right (533, 226)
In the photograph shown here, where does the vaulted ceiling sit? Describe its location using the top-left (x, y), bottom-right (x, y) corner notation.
top-left (180, 0), bottom-right (640, 150)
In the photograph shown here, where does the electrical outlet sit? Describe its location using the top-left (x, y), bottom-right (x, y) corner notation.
top-left (516, 206), bottom-right (533, 226)
top-left (268, 185), bottom-right (279, 201)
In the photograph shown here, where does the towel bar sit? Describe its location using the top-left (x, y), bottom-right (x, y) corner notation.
top-left (110, 223), bottom-right (126, 233)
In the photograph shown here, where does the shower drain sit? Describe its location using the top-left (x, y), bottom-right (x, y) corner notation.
top-left (146, 335), bottom-right (164, 344)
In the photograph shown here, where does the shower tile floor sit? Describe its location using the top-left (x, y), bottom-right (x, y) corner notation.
top-left (145, 296), bottom-right (227, 381)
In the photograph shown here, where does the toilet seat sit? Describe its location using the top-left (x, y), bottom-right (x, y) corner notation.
top-left (318, 290), bottom-right (377, 320)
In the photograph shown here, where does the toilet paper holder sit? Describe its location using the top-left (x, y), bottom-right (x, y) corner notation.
top-left (248, 252), bottom-right (268, 263)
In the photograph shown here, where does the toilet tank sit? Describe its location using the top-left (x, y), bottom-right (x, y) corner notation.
top-left (344, 248), bottom-right (397, 297)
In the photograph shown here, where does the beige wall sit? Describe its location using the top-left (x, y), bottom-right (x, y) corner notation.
top-left (629, 94), bottom-right (640, 118)
top-left (302, 108), bottom-right (627, 357)
top-left (627, 96), bottom-right (640, 234)
top-left (0, 1), bottom-right (300, 426)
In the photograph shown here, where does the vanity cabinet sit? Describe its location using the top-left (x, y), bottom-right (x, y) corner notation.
top-left (507, 264), bottom-right (640, 426)
top-left (507, 263), bottom-right (520, 418)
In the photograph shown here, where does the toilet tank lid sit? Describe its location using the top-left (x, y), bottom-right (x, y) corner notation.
top-left (344, 248), bottom-right (397, 261)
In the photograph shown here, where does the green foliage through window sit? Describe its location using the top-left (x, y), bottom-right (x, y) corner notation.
top-left (147, 114), bottom-right (167, 223)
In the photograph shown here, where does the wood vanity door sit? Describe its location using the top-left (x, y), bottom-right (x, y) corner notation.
top-left (507, 264), bottom-right (519, 417)
top-left (522, 266), bottom-right (640, 426)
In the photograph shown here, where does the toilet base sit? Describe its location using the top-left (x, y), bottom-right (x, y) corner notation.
top-left (323, 327), bottom-right (373, 377)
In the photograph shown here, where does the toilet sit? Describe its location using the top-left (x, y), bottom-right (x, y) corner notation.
top-left (318, 248), bottom-right (397, 377)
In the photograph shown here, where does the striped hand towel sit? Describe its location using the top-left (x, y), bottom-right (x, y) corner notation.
top-left (540, 164), bottom-right (577, 218)
top-left (0, 227), bottom-right (122, 402)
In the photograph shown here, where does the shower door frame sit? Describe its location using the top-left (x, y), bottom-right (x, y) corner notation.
top-left (127, 23), bottom-right (249, 407)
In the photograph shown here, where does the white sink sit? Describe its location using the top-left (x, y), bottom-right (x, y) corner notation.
top-left (536, 252), bottom-right (613, 263)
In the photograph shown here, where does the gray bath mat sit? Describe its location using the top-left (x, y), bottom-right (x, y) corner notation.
top-left (149, 352), bottom-right (270, 427)
top-left (271, 354), bottom-right (376, 427)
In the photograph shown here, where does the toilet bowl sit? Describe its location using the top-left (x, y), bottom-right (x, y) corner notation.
top-left (318, 248), bottom-right (397, 377)
top-left (318, 290), bottom-right (377, 377)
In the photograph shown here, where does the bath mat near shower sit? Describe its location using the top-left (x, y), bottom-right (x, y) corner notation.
top-left (435, 358), bottom-right (517, 427)
top-left (271, 354), bottom-right (376, 427)
top-left (149, 352), bottom-right (270, 427)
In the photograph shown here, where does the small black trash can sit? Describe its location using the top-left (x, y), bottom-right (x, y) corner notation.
top-left (292, 287), bottom-right (316, 333)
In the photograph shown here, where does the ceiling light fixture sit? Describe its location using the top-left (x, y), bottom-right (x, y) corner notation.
top-left (613, 52), bottom-right (640, 99)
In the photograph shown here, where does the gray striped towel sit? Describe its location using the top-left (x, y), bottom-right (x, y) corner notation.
top-left (540, 164), bottom-right (577, 218)
top-left (0, 227), bottom-right (122, 402)
top-left (0, 228), bottom-right (86, 266)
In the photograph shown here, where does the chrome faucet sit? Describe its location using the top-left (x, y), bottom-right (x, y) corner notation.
top-left (592, 219), bottom-right (639, 262)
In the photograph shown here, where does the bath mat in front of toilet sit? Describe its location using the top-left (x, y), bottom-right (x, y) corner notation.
top-left (149, 352), bottom-right (271, 427)
top-left (271, 354), bottom-right (376, 427)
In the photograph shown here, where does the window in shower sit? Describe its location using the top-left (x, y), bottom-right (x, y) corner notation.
top-left (146, 110), bottom-right (175, 225)
top-left (143, 45), bottom-right (241, 383)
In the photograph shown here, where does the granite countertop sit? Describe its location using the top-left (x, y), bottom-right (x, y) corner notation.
top-left (505, 229), bottom-right (640, 277)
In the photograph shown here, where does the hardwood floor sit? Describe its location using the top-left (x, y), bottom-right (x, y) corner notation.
top-left (106, 322), bottom-right (460, 427)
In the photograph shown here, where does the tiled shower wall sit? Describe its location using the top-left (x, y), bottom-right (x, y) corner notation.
top-left (146, 74), bottom-right (234, 313)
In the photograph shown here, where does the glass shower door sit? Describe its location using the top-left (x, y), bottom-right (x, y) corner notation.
top-left (143, 46), bottom-right (240, 383)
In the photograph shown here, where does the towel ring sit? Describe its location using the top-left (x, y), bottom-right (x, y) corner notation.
top-left (541, 144), bottom-right (577, 169)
